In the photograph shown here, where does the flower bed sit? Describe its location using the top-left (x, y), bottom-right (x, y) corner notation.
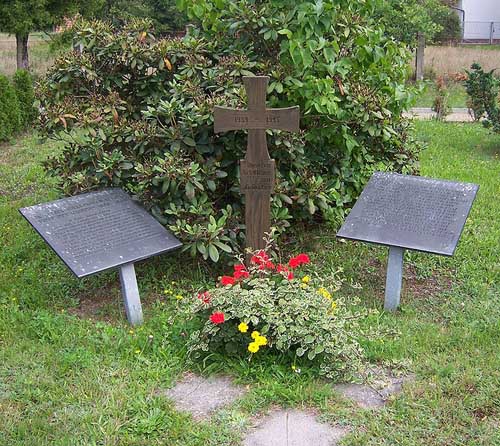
top-left (188, 251), bottom-right (370, 379)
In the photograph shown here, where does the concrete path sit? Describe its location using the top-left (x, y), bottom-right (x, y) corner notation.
top-left (406, 107), bottom-right (474, 122)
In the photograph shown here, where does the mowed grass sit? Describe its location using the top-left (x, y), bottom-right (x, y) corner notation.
top-left (414, 81), bottom-right (468, 108)
top-left (0, 122), bottom-right (499, 445)
top-left (0, 33), bottom-right (54, 77)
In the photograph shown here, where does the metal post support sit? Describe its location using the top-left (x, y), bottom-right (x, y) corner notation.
top-left (490, 22), bottom-right (494, 45)
top-left (384, 246), bottom-right (405, 312)
top-left (119, 263), bottom-right (144, 325)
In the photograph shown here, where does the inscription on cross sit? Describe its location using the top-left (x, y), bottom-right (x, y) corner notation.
top-left (214, 76), bottom-right (300, 252)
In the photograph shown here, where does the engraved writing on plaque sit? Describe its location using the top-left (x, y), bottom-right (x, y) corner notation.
top-left (337, 172), bottom-right (479, 256)
top-left (337, 172), bottom-right (478, 311)
top-left (240, 160), bottom-right (275, 192)
top-left (214, 76), bottom-right (300, 252)
top-left (20, 189), bottom-right (182, 277)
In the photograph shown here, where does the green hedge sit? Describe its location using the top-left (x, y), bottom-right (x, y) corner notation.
top-left (38, 10), bottom-right (420, 263)
top-left (0, 74), bottom-right (21, 142)
top-left (13, 69), bottom-right (37, 128)
top-left (0, 70), bottom-right (36, 142)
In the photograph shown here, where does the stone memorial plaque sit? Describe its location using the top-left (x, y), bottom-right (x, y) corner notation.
top-left (337, 172), bottom-right (479, 256)
top-left (20, 189), bottom-right (182, 278)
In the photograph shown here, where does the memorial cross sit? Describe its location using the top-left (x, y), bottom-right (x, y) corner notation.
top-left (214, 76), bottom-right (300, 252)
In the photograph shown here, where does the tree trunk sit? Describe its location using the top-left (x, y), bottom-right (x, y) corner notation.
top-left (415, 32), bottom-right (425, 82)
top-left (16, 33), bottom-right (29, 70)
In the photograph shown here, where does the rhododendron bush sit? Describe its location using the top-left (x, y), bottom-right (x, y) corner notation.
top-left (187, 251), bottom-right (374, 379)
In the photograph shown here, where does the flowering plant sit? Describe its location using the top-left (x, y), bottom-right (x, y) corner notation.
top-left (188, 250), bottom-right (370, 379)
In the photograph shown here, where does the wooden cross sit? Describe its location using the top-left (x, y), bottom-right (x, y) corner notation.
top-left (214, 76), bottom-right (300, 252)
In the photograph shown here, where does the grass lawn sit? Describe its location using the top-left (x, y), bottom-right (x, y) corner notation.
top-left (0, 122), bottom-right (499, 445)
top-left (414, 81), bottom-right (468, 108)
top-left (0, 33), bottom-right (54, 77)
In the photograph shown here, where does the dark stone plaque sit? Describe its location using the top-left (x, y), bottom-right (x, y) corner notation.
top-left (337, 172), bottom-right (479, 256)
top-left (20, 189), bottom-right (182, 278)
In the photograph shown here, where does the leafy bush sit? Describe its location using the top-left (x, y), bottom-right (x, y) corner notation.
top-left (465, 63), bottom-right (500, 127)
top-left (0, 74), bottom-right (21, 142)
top-left (38, 8), bottom-right (419, 262)
top-left (13, 70), bottom-right (37, 128)
top-left (187, 250), bottom-right (372, 379)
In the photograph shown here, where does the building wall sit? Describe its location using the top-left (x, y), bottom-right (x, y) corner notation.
top-left (459, 0), bottom-right (500, 40)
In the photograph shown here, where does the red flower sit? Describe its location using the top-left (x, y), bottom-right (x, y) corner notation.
top-left (258, 261), bottom-right (275, 271)
top-left (250, 250), bottom-right (269, 265)
top-left (277, 264), bottom-right (294, 280)
top-left (233, 264), bottom-right (250, 280)
top-left (288, 253), bottom-right (310, 269)
top-left (210, 312), bottom-right (225, 324)
top-left (221, 275), bottom-right (236, 286)
top-left (197, 291), bottom-right (211, 304)
top-left (234, 270), bottom-right (250, 279)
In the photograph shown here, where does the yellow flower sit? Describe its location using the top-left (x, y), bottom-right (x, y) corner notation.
top-left (248, 342), bottom-right (260, 353)
top-left (135, 349), bottom-right (141, 354)
top-left (300, 283), bottom-right (308, 289)
top-left (251, 331), bottom-right (260, 339)
top-left (238, 322), bottom-right (249, 333)
top-left (255, 335), bottom-right (268, 346)
top-left (175, 294), bottom-right (183, 300)
top-left (129, 329), bottom-right (134, 335)
top-left (291, 365), bottom-right (296, 371)
top-left (318, 287), bottom-right (332, 299)
top-left (301, 275), bottom-right (311, 284)
top-left (331, 300), bottom-right (338, 311)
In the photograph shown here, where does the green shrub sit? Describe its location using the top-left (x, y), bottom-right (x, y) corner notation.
top-left (187, 250), bottom-right (373, 379)
top-left (0, 74), bottom-right (21, 142)
top-left (38, 10), bottom-right (420, 262)
top-left (465, 63), bottom-right (500, 127)
top-left (13, 69), bottom-right (37, 128)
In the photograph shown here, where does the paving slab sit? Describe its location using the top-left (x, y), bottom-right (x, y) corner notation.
top-left (334, 368), bottom-right (415, 409)
top-left (404, 107), bottom-right (474, 122)
top-left (333, 383), bottom-right (385, 409)
top-left (164, 373), bottom-right (247, 419)
top-left (243, 409), bottom-right (348, 446)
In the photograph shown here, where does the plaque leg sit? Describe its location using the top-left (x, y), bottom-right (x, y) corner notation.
top-left (384, 246), bottom-right (404, 312)
top-left (119, 263), bottom-right (144, 326)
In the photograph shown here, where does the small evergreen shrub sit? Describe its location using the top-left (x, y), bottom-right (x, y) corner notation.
top-left (0, 74), bottom-right (21, 142)
top-left (13, 69), bottom-right (37, 128)
top-left (465, 63), bottom-right (500, 127)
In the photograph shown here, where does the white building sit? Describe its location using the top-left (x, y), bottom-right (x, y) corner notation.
top-left (457, 0), bottom-right (500, 41)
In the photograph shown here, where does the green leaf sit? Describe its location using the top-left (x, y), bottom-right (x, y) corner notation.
top-left (185, 182), bottom-right (195, 200)
top-left (304, 335), bottom-right (315, 344)
top-left (213, 241), bottom-right (232, 253)
top-left (296, 347), bottom-right (306, 357)
top-left (183, 137), bottom-right (196, 147)
top-left (208, 244), bottom-right (219, 262)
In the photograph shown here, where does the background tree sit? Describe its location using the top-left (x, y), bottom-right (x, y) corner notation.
top-left (98, 0), bottom-right (187, 33)
top-left (376, 0), bottom-right (460, 47)
top-left (0, 0), bottom-right (103, 70)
